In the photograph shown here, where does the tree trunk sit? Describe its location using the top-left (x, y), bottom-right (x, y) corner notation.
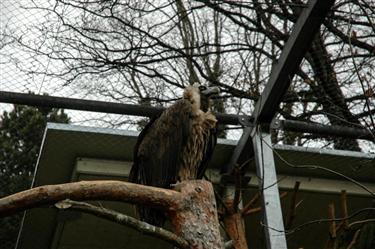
top-left (306, 34), bottom-right (361, 151)
top-left (170, 180), bottom-right (225, 249)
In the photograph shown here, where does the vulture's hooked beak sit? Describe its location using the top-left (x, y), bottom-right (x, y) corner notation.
top-left (201, 86), bottom-right (220, 97)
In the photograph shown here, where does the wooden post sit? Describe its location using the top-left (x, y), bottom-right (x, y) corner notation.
top-left (169, 180), bottom-right (224, 249)
top-left (340, 190), bottom-right (349, 230)
top-left (286, 181), bottom-right (300, 229)
top-left (326, 203), bottom-right (337, 249)
top-left (223, 185), bottom-right (249, 249)
top-left (328, 203), bottom-right (336, 238)
top-left (224, 212), bottom-right (248, 249)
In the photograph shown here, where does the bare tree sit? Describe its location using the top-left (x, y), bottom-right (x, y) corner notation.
top-left (1, 1), bottom-right (375, 248)
top-left (5, 0), bottom-right (373, 150)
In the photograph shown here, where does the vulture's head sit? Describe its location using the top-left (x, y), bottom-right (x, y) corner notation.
top-left (183, 83), bottom-right (220, 113)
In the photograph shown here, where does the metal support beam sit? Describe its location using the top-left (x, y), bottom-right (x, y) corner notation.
top-left (221, 115), bottom-right (253, 175)
top-left (1, 91), bottom-right (373, 140)
top-left (0, 90), bottom-right (239, 125)
top-left (252, 127), bottom-right (287, 249)
top-left (253, 0), bottom-right (336, 123)
top-left (271, 119), bottom-right (374, 140)
top-left (230, 1), bottom-right (335, 248)
top-left (222, 0), bottom-right (338, 177)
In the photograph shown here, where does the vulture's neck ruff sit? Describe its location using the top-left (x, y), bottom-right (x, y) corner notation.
top-left (183, 85), bottom-right (202, 115)
top-left (183, 83), bottom-right (220, 114)
top-left (179, 84), bottom-right (219, 180)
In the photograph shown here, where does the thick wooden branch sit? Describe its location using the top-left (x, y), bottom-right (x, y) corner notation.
top-left (0, 179), bottom-right (225, 249)
top-left (55, 199), bottom-right (190, 249)
top-left (169, 180), bottom-right (225, 249)
top-left (0, 180), bottom-right (183, 217)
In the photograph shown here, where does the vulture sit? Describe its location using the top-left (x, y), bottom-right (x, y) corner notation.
top-left (129, 83), bottom-right (220, 226)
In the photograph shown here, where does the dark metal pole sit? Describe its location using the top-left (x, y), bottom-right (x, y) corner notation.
top-left (223, 0), bottom-right (339, 176)
top-left (244, 1), bottom-right (335, 249)
top-left (1, 91), bottom-right (373, 140)
top-left (273, 119), bottom-right (374, 141)
top-left (0, 91), bottom-right (239, 124)
top-left (252, 0), bottom-right (336, 124)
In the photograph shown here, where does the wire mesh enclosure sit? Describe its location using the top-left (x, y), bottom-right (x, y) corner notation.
top-left (0, 1), bottom-right (374, 249)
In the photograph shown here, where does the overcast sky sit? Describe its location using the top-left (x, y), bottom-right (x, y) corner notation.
top-left (0, 1), bottom-right (374, 153)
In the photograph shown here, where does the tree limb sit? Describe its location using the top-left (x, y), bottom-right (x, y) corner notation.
top-left (0, 180), bottom-right (183, 217)
top-left (348, 219), bottom-right (375, 228)
top-left (55, 199), bottom-right (190, 249)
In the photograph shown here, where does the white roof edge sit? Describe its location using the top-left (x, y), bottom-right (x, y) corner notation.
top-left (46, 123), bottom-right (375, 159)
top-left (46, 122), bottom-right (139, 137)
top-left (46, 122), bottom-right (239, 145)
top-left (273, 144), bottom-right (375, 159)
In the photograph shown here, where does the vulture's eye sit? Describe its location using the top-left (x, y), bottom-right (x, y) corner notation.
top-left (199, 85), bottom-right (207, 91)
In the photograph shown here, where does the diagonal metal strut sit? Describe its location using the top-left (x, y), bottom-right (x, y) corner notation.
top-left (222, 1), bottom-right (336, 248)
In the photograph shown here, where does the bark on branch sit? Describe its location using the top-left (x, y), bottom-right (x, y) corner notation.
top-left (0, 180), bottom-right (225, 249)
top-left (0, 180), bottom-right (183, 217)
top-left (169, 180), bottom-right (225, 249)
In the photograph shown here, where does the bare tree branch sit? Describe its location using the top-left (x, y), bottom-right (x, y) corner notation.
top-left (0, 180), bottom-right (183, 217)
top-left (55, 199), bottom-right (190, 249)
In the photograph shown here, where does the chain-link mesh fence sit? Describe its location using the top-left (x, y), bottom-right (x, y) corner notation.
top-left (1, 1), bottom-right (374, 249)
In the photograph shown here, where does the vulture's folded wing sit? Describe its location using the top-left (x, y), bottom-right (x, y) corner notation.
top-left (129, 99), bottom-right (192, 188)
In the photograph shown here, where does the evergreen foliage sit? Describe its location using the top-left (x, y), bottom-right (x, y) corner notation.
top-left (0, 105), bottom-right (69, 249)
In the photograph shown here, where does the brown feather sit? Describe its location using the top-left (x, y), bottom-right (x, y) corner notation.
top-left (129, 84), bottom-right (217, 226)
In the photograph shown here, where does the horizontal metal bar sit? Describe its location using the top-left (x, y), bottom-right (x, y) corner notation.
top-left (0, 91), bottom-right (373, 140)
top-left (0, 90), bottom-right (239, 124)
top-left (206, 170), bottom-right (375, 197)
top-left (0, 91), bottom-right (163, 116)
top-left (272, 119), bottom-right (374, 140)
top-left (246, 173), bottom-right (375, 197)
